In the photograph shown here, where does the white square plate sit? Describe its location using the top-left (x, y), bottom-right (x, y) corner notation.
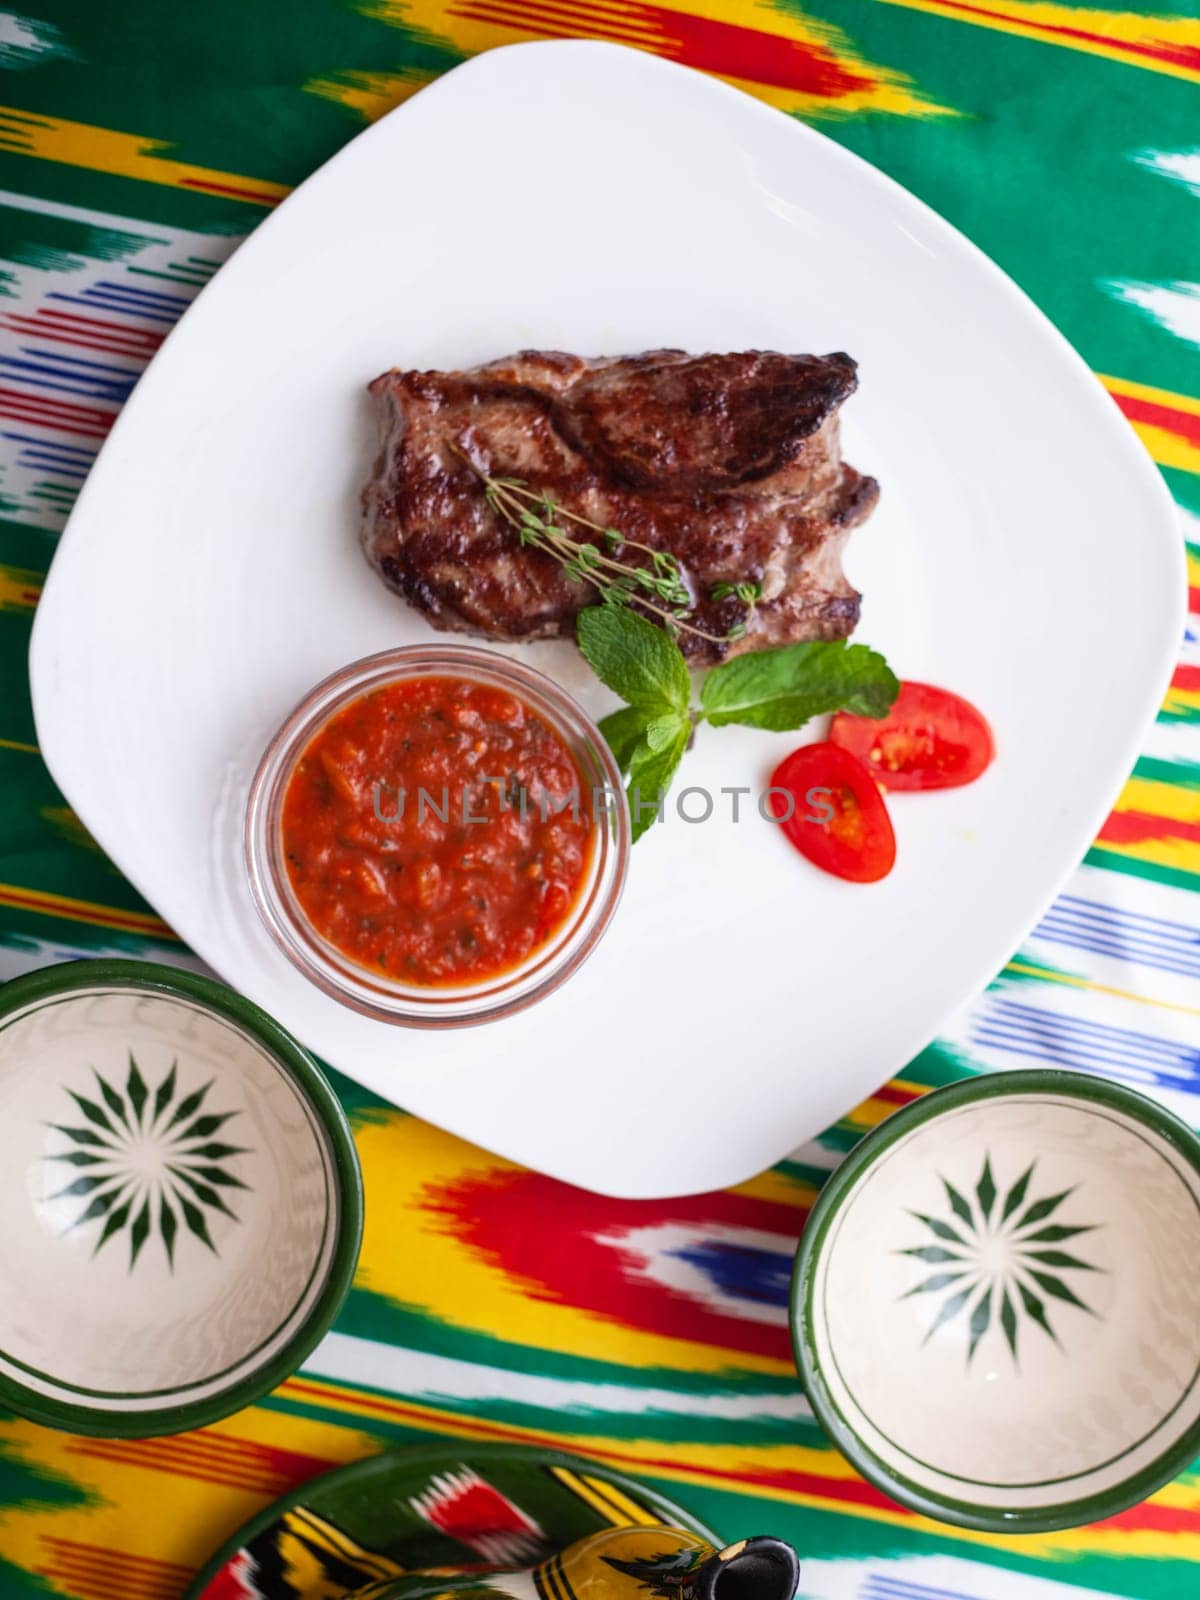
top-left (30, 42), bottom-right (1183, 1198)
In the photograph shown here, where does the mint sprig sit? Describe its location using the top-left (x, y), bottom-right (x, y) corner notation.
top-left (580, 606), bottom-right (898, 840)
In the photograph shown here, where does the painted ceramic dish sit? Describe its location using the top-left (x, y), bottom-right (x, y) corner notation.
top-left (185, 1442), bottom-right (721, 1600)
top-left (791, 1070), bottom-right (1200, 1532)
top-left (0, 959), bottom-right (362, 1437)
top-left (245, 646), bottom-right (628, 1026)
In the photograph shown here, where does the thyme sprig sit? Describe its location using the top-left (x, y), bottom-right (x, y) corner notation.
top-left (451, 444), bottom-right (755, 645)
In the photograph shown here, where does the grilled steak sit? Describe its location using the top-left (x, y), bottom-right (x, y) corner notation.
top-left (362, 350), bottom-right (878, 664)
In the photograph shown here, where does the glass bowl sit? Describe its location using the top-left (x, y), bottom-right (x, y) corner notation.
top-left (245, 645), bottom-right (630, 1027)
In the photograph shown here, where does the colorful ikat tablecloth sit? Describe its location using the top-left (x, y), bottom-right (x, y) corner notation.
top-left (0, 2), bottom-right (1198, 1596)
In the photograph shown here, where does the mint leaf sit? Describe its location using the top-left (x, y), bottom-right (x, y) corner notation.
top-left (598, 706), bottom-right (653, 774)
top-left (645, 712), bottom-right (687, 753)
top-left (700, 640), bottom-right (898, 731)
top-left (577, 605), bottom-right (690, 714)
top-left (626, 718), bottom-right (690, 842)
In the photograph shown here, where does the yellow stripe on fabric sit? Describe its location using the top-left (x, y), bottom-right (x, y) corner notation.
top-left (1164, 684), bottom-right (1200, 718)
top-left (1100, 374), bottom-right (1200, 474)
top-left (0, 736), bottom-right (38, 755)
top-left (0, 563), bottom-right (41, 613)
top-left (1129, 421), bottom-right (1200, 476)
top-left (872, 0), bottom-right (1200, 86)
top-left (1097, 836), bottom-right (1200, 876)
top-left (307, 67), bottom-right (438, 122)
top-left (0, 105), bottom-right (288, 206)
top-left (0, 880), bottom-right (178, 938)
top-left (839, 1095), bottom-right (906, 1133)
top-left (728, 1167), bottom-right (818, 1210)
top-left (1103, 374), bottom-right (1200, 419)
top-left (1099, 768), bottom-right (1200, 875)
top-left (1005, 960), bottom-right (1200, 1021)
top-left (1116, 776), bottom-right (1200, 825)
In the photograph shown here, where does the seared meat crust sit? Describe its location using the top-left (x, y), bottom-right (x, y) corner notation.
top-left (362, 350), bottom-right (878, 664)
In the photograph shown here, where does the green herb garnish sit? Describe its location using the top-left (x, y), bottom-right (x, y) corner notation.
top-left (699, 638), bottom-right (898, 730)
top-left (452, 447), bottom-right (758, 645)
top-left (451, 444), bottom-right (897, 841)
top-left (581, 607), bottom-right (898, 841)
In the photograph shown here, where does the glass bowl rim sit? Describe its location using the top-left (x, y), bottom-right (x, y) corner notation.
top-left (244, 644), bottom-right (631, 1028)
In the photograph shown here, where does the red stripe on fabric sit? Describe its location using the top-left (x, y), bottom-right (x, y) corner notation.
top-left (40, 1538), bottom-right (194, 1575)
top-left (36, 1574), bottom-right (172, 1600)
top-left (449, 0), bottom-right (873, 97)
top-left (0, 385), bottom-right (116, 424)
top-left (70, 1431), bottom-right (335, 1496)
top-left (0, 884), bottom-right (176, 934)
top-left (28, 309), bottom-right (162, 340)
top-left (69, 1445), bottom-right (300, 1496)
top-left (1113, 391), bottom-right (1200, 446)
top-left (0, 323), bottom-right (152, 356)
top-left (423, 1169), bottom-right (809, 1361)
top-left (864, 1082), bottom-right (918, 1108)
top-left (1098, 809), bottom-right (1200, 848)
top-left (1092, 1496), bottom-right (1200, 1533)
top-left (915, 0), bottom-right (1200, 72)
top-left (178, 176), bottom-right (282, 204)
top-left (35, 1544), bottom-right (184, 1600)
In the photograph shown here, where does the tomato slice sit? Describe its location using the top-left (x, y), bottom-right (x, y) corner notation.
top-left (830, 681), bottom-right (994, 791)
top-left (768, 741), bottom-right (896, 883)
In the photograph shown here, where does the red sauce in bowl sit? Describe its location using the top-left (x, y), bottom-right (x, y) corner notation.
top-left (280, 676), bottom-right (595, 987)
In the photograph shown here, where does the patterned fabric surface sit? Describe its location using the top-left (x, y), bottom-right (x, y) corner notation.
top-left (0, 1), bottom-right (1197, 1596)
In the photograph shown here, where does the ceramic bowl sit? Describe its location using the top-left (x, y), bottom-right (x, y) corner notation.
top-left (791, 1070), bottom-right (1200, 1532)
top-left (0, 959), bottom-right (363, 1437)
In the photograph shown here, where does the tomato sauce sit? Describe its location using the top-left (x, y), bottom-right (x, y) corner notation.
top-left (280, 677), bottom-right (595, 986)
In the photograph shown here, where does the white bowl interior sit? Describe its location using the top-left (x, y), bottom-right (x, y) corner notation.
top-left (0, 985), bottom-right (340, 1415)
top-left (808, 1091), bottom-right (1200, 1517)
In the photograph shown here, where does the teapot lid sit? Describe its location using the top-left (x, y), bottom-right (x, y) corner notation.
top-left (694, 1536), bottom-right (801, 1600)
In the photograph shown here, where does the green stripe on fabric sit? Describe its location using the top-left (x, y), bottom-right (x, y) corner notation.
top-left (1162, 466), bottom-right (1200, 515)
top-left (0, 517), bottom-right (57, 574)
top-left (0, 640), bottom-right (37, 754)
top-left (0, 195), bottom-right (151, 288)
top-left (896, 1038), bottom-right (982, 1089)
top-left (0, 154), bottom-right (255, 235)
top-left (0, 0), bottom-right (462, 187)
top-left (0, 748), bottom-right (160, 915)
top-left (0, 1413), bottom-right (95, 1598)
top-left (788, 0), bottom-right (1200, 403)
top-left (1131, 754), bottom-right (1200, 788)
top-left (1085, 843), bottom-right (1200, 893)
top-left (333, 1288), bottom-right (802, 1401)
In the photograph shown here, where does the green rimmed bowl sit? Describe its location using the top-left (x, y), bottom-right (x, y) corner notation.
top-left (0, 959), bottom-right (362, 1437)
top-left (791, 1069), bottom-right (1200, 1533)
